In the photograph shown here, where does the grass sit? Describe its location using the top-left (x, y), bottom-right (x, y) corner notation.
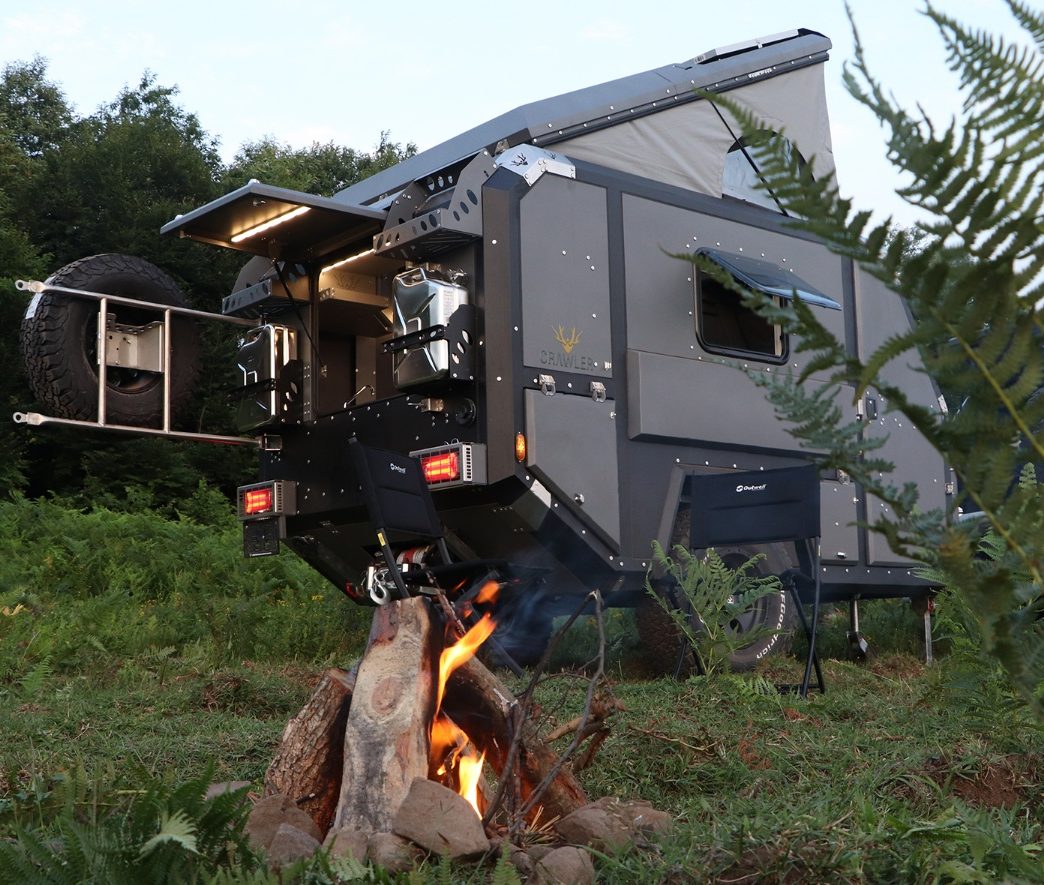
top-left (0, 500), bottom-right (1041, 882)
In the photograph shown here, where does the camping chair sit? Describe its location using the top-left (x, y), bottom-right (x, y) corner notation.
top-left (347, 438), bottom-right (535, 672)
top-left (682, 463), bottom-right (825, 697)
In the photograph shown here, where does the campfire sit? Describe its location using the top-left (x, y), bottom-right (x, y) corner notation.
top-left (430, 611), bottom-right (495, 816)
top-left (256, 588), bottom-right (669, 876)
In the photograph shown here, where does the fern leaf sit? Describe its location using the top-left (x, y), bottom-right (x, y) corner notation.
top-left (137, 809), bottom-right (199, 859)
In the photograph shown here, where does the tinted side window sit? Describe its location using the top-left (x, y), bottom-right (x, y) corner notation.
top-left (694, 270), bottom-right (785, 361)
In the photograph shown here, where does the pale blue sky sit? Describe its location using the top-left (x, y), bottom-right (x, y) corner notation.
top-left (0, 1), bottom-right (1029, 227)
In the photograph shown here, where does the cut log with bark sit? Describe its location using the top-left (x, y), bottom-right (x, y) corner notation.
top-left (443, 655), bottom-right (588, 824)
top-left (264, 667), bottom-right (356, 834)
top-left (266, 593), bottom-right (594, 849)
top-left (333, 596), bottom-right (440, 833)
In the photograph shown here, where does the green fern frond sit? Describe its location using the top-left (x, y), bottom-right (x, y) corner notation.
top-left (1007, 0), bottom-right (1044, 49)
top-left (689, 3), bottom-right (1044, 716)
top-left (18, 656), bottom-right (52, 698)
top-left (138, 808), bottom-right (199, 859)
top-left (646, 545), bottom-right (783, 676)
top-left (490, 847), bottom-right (524, 885)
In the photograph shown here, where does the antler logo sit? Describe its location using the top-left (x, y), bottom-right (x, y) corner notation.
top-left (553, 325), bottom-right (583, 354)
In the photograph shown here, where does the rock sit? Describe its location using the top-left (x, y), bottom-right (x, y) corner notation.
top-left (266, 823), bottom-right (320, 868)
top-left (534, 846), bottom-right (596, 884)
top-left (528, 843), bottom-right (556, 862)
top-left (507, 843), bottom-right (534, 878)
top-left (205, 780), bottom-right (251, 800)
top-left (324, 827), bottom-right (369, 862)
top-left (368, 831), bottom-right (425, 874)
top-left (602, 797), bottom-right (673, 837)
top-left (392, 778), bottom-right (490, 859)
top-left (245, 793), bottom-right (324, 852)
top-left (554, 797), bottom-right (672, 852)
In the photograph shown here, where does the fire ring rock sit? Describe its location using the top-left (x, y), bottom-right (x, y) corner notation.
top-left (266, 823), bottom-right (320, 869)
top-left (534, 846), bottom-right (596, 885)
top-left (392, 777), bottom-right (490, 859)
top-left (554, 796), bottom-right (673, 852)
top-left (245, 793), bottom-right (323, 852)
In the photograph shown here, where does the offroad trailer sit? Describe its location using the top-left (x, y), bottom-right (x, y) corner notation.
top-left (16, 28), bottom-right (947, 669)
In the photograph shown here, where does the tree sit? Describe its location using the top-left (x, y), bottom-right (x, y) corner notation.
top-left (0, 56), bottom-right (72, 158)
top-left (223, 131), bottom-right (415, 195)
top-left (696, 1), bottom-right (1044, 712)
top-left (0, 57), bottom-right (419, 511)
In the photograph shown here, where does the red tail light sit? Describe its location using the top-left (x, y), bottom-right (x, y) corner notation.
top-left (409, 443), bottom-right (485, 489)
top-left (237, 481), bottom-right (296, 520)
top-left (242, 487), bottom-right (274, 515)
top-left (421, 452), bottom-right (460, 484)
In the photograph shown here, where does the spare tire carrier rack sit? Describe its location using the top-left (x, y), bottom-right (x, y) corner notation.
top-left (13, 278), bottom-right (260, 447)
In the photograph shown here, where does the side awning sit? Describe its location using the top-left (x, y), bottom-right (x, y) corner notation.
top-left (160, 181), bottom-right (387, 263)
top-left (701, 248), bottom-right (841, 310)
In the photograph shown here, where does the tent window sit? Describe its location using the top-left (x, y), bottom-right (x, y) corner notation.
top-left (695, 269), bottom-right (785, 361)
top-left (722, 134), bottom-right (808, 212)
top-left (693, 248), bottom-right (840, 362)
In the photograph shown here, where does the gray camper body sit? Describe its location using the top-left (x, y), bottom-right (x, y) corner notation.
top-left (26, 29), bottom-right (948, 618)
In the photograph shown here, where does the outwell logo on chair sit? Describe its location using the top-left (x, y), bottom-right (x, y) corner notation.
top-left (736, 483), bottom-right (768, 493)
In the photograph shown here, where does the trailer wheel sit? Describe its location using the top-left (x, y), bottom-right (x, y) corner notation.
top-left (20, 254), bottom-right (201, 425)
top-left (636, 537), bottom-right (797, 675)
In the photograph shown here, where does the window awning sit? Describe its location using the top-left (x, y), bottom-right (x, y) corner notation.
top-left (701, 248), bottom-right (841, 310)
top-left (160, 181), bottom-right (387, 263)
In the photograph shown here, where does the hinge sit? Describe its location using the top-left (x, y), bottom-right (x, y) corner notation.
top-left (302, 363), bottom-right (314, 422)
top-left (589, 381), bottom-right (606, 403)
top-left (539, 374), bottom-right (556, 396)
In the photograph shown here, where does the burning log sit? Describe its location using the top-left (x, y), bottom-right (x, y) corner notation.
top-left (264, 667), bottom-right (357, 833)
top-left (266, 588), bottom-right (599, 859)
top-left (333, 597), bottom-right (440, 833)
top-left (443, 655), bottom-right (588, 824)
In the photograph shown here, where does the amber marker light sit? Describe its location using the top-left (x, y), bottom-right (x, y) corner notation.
top-left (515, 433), bottom-right (527, 463)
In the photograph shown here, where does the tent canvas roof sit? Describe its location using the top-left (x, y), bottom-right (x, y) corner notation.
top-left (336, 29), bottom-right (831, 207)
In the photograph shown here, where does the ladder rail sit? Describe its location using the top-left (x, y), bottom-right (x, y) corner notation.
top-left (14, 279), bottom-right (263, 447)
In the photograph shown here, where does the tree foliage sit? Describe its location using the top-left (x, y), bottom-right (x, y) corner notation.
top-left (224, 130), bottom-right (416, 195)
top-left (0, 57), bottom-right (413, 509)
top-left (694, 0), bottom-right (1044, 713)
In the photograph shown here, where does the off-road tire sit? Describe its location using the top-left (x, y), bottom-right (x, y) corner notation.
top-left (637, 535), bottom-right (797, 675)
top-left (20, 254), bottom-right (201, 425)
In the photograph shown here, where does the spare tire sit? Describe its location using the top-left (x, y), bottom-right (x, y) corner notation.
top-left (20, 254), bottom-right (202, 425)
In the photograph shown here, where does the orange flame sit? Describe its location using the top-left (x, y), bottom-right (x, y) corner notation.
top-left (435, 613), bottom-right (495, 713)
top-left (430, 610), bottom-right (498, 817)
top-left (475, 580), bottom-right (500, 605)
top-left (430, 713), bottom-right (486, 814)
top-left (458, 749), bottom-right (486, 810)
